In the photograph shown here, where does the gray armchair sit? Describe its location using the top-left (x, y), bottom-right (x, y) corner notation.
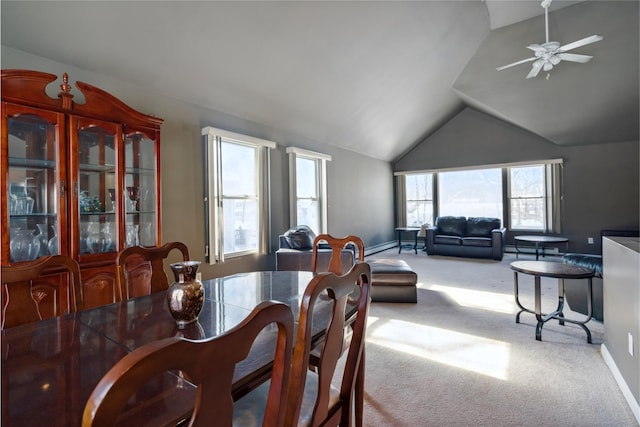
top-left (275, 226), bottom-right (355, 273)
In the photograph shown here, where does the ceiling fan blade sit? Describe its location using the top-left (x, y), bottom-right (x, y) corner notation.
top-left (526, 60), bottom-right (545, 79)
top-left (526, 44), bottom-right (546, 53)
top-left (496, 57), bottom-right (537, 71)
top-left (559, 35), bottom-right (603, 52)
top-left (556, 53), bottom-right (594, 63)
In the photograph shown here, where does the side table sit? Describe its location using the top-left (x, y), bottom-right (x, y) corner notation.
top-left (395, 227), bottom-right (420, 254)
top-left (511, 260), bottom-right (595, 343)
top-left (514, 235), bottom-right (569, 260)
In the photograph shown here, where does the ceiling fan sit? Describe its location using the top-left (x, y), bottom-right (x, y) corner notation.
top-left (496, 0), bottom-right (603, 79)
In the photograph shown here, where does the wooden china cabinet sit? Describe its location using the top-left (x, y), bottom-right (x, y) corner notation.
top-left (1, 69), bottom-right (163, 317)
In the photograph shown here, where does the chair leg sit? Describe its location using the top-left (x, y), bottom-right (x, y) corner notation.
top-left (355, 349), bottom-right (365, 427)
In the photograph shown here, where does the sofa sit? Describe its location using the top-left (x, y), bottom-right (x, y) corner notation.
top-left (425, 216), bottom-right (506, 260)
top-left (275, 226), bottom-right (355, 274)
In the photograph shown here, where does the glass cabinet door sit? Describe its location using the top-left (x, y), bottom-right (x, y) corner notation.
top-left (70, 116), bottom-right (121, 259)
top-left (3, 104), bottom-right (65, 263)
top-left (125, 132), bottom-right (158, 247)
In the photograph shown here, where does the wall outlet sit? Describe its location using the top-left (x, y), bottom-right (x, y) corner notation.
top-left (587, 237), bottom-right (594, 244)
top-left (196, 272), bottom-right (202, 282)
top-left (629, 333), bottom-right (634, 356)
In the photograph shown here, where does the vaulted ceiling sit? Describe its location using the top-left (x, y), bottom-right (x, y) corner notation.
top-left (1, 1), bottom-right (638, 162)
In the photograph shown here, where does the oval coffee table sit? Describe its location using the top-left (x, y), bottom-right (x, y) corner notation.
top-left (511, 260), bottom-right (595, 343)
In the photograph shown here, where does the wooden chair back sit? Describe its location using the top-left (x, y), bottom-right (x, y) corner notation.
top-left (1, 255), bottom-right (83, 329)
top-left (116, 242), bottom-right (190, 300)
top-left (285, 261), bottom-right (371, 427)
top-left (311, 234), bottom-right (365, 275)
top-left (82, 300), bottom-right (294, 427)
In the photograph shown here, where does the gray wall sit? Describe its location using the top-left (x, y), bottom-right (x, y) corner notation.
top-left (394, 108), bottom-right (640, 254)
top-left (602, 237), bottom-right (640, 407)
top-left (2, 46), bottom-right (396, 279)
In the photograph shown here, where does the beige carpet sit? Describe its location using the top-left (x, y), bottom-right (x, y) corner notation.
top-left (361, 250), bottom-right (637, 427)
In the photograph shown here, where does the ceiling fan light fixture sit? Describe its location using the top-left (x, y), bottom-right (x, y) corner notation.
top-left (496, 0), bottom-right (603, 79)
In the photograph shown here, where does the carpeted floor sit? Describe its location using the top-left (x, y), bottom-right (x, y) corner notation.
top-left (361, 249), bottom-right (638, 427)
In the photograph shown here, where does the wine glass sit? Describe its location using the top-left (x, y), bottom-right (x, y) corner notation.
top-left (126, 186), bottom-right (139, 212)
top-left (108, 188), bottom-right (116, 212)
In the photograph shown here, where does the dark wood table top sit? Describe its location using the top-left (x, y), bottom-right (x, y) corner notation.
top-left (510, 260), bottom-right (594, 278)
top-left (2, 270), bottom-right (314, 426)
top-left (514, 235), bottom-right (569, 243)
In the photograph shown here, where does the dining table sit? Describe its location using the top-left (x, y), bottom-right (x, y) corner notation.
top-left (1, 270), bottom-right (321, 426)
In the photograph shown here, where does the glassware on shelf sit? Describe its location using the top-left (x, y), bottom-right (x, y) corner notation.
top-left (80, 222), bottom-right (91, 253)
top-left (9, 192), bottom-right (19, 215)
top-left (10, 179), bottom-right (35, 215)
top-left (108, 188), bottom-right (116, 212)
top-left (139, 222), bottom-right (154, 246)
top-left (126, 224), bottom-right (139, 247)
top-left (10, 227), bottom-right (40, 262)
top-left (102, 222), bottom-right (117, 251)
top-left (126, 186), bottom-right (139, 212)
top-left (35, 224), bottom-right (50, 257)
top-left (48, 226), bottom-right (59, 256)
top-left (87, 229), bottom-right (113, 254)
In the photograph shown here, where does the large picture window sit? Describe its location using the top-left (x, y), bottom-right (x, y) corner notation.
top-left (396, 160), bottom-right (562, 233)
top-left (439, 168), bottom-right (503, 221)
top-left (286, 147), bottom-right (330, 235)
top-left (203, 127), bottom-right (275, 263)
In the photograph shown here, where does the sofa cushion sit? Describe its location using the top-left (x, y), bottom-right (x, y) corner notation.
top-left (283, 225), bottom-right (316, 250)
top-left (466, 217), bottom-right (501, 238)
top-left (434, 235), bottom-right (462, 245)
top-left (461, 237), bottom-right (492, 247)
top-left (436, 216), bottom-right (467, 237)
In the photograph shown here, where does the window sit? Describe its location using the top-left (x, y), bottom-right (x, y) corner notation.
top-left (508, 163), bottom-right (562, 232)
top-left (286, 147), bottom-right (330, 235)
top-left (395, 159), bottom-right (562, 233)
top-left (405, 173), bottom-right (434, 227)
top-left (203, 127), bottom-right (276, 263)
top-left (439, 168), bottom-right (503, 221)
top-left (509, 165), bottom-right (545, 230)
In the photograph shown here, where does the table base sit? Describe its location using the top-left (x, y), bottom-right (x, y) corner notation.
top-left (513, 272), bottom-right (593, 343)
top-left (395, 228), bottom-right (419, 254)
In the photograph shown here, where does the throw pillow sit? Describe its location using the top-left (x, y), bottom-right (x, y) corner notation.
top-left (284, 225), bottom-right (316, 250)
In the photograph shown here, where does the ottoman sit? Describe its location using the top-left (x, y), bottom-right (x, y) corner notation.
top-left (368, 259), bottom-right (417, 303)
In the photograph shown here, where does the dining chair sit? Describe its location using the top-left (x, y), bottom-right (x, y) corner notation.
top-left (311, 234), bottom-right (365, 275)
top-left (1, 255), bottom-right (83, 329)
top-left (82, 300), bottom-right (294, 427)
top-left (116, 241), bottom-right (190, 300)
top-left (285, 261), bottom-right (371, 427)
top-left (309, 235), bottom-right (367, 425)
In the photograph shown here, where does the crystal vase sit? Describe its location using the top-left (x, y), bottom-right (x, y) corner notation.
top-left (167, 261), bottom-right (204, 328)
top-left (10, 228), bottom-right (40, 262)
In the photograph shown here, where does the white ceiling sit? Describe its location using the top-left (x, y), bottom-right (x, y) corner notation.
top-left (1, 1), bottom-right (638, 162)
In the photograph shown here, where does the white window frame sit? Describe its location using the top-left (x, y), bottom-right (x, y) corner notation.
top-left (202, 126), bottom-right (276, 264)
top-left (286, 147), bottom-right (331, 235)
top-left (402, 173), bottom-right (434, 227)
